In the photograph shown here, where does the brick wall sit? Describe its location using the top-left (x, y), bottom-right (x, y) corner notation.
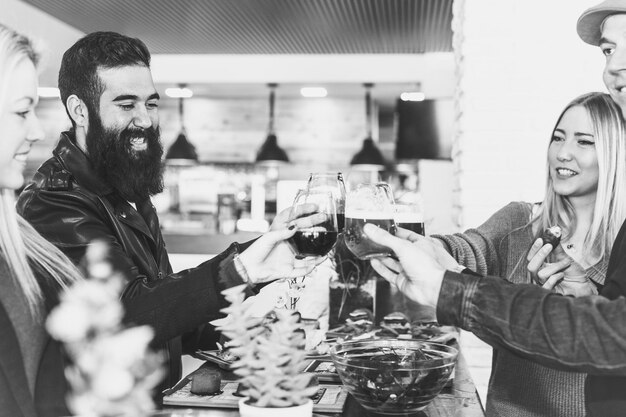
top-left (452, 0), bottom-right (605, 229)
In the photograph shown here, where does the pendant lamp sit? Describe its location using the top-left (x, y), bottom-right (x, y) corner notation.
top-left (165, 87), bottom-right (198, 165)
top-left (256, 83), bottom-right (289, 165)
top-left (350, 83), bottom-right (385, 169)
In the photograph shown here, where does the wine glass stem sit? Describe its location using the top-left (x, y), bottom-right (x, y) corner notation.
top-left (288, 276), bottom-right (307, 310)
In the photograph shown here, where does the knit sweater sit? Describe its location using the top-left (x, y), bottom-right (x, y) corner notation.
top-left (433, 201), bottom-right (607, 417)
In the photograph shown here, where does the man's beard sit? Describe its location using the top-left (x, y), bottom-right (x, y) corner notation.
top-left (86, 115), bottom-right (164, 202)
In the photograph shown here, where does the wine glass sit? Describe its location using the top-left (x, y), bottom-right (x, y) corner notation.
top-left (288, 189), bottom-right (339, 259)
top-left (306, 172), bottom-right (346, 232)
top-left (344, 182), bottom-right (397, 260)
top-left (286, 189), bottom-right (339, 310)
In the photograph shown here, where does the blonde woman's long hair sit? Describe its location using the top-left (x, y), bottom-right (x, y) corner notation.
top-left (0, 25), bottom-right (82, 315)
top-left (535, 92), bottom-right (626, 259)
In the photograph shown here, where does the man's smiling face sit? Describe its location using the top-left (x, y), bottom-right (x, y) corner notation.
top-left (601, 14), bottom-right (626, 114)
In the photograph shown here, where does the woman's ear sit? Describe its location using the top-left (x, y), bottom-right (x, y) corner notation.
top-left (66, 95), bottom-right (88, 128)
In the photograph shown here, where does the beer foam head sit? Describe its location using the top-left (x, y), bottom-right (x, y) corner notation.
top-left (346, 184), bottom-right (394, 212)
top-left (394, 212), bottom-right (424, 223)
top-left (345, 209), bottom-right (395, 220)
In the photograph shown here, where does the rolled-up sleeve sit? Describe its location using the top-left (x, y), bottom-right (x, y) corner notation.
top-left (436, 271), bottom-right (626, 375)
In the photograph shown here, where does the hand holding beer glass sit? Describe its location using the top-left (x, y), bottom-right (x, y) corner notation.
top-left (344, 183), bottom-right (397, 260)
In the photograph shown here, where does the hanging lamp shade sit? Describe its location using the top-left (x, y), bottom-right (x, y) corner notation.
top-left (350, 83), bottom-right (385, 170)
top-left (256, 133), bottom-right (289, 163)
top-left (256, 83), bottom-right (289, 165)
top-left (165, 92), bottom-right (198, 166)
top-left (165, 130), bottom-right (198, 164)
top-left (350, 137), bottom-right (385, 167)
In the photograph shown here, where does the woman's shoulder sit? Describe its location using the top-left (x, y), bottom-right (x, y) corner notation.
top-left (485, 202), bottom-right (534, 228)
top-left (501, 201), bottom-right (534, 216)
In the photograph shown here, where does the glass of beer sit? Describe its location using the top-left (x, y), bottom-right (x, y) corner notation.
top-left (344, 183), bottom-right (397, 260)
top-left (394, 202), bottom-right (425, 236)
top-left (288, 189), bottom-right (339, 259)
top-left (306, 172), bottom-right (346, 232)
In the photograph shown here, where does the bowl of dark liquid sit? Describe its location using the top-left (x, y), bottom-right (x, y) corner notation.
top-left (330, 339), bottom-right (458, 415)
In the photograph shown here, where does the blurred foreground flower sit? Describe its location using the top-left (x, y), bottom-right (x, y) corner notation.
top-left (46, 241), bottom-right (164, 417)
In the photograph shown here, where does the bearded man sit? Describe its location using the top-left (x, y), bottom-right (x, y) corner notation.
top-left (16, 31), bottom-right (321, 397)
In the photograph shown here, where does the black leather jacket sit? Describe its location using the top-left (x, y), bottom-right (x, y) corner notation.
top-left (17, 132), bottom-right (250, 392)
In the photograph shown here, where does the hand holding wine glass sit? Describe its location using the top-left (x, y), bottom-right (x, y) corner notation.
top-left (287, 189), bottom-right (339, 259)
top-left (284, 189), bottom-right (339, 309)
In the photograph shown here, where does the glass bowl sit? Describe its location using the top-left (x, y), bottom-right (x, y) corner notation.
top-left (329, 339), bottom-right (458, 415)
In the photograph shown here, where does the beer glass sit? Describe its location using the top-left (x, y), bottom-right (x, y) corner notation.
top-left (306, 172), bottom-right (346, 232)
top-left (344, 183), bottom-right (397, 260)
top-left (288, 189), bottom-right (339, 259)
top-left (394, 202), bottom-right (425, 236)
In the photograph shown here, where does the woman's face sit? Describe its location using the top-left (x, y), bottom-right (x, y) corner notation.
top-left (0, 58), bottom-right (43, 190)
top-left (548, 105), bottom-right (599, 202)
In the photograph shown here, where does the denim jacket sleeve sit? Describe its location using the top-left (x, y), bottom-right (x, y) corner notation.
top-left (436, 271), bottom-right (626, 375)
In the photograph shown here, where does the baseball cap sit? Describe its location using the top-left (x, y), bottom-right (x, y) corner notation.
top-left (577, 0), bottom-right (626, 45)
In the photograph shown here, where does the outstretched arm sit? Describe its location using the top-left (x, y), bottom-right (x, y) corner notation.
top-left (364, 224), bottom-right (626, 375)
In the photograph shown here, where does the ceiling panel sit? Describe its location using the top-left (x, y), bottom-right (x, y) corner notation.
top-left (21, 0), bottom-right (453, 54)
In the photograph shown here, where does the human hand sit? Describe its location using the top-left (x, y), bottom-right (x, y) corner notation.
top-left (526, 238), bottom-right (571, 286)
top-left (363, 225), bottom-right (447, 308)
top-left (270, 203), bottom-right (327, 231)
top-left (526, 239), bottom-right (596, 296)
top-left (239, 204), bottom-right (327, 285)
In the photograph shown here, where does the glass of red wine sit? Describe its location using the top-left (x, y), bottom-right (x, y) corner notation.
top-left (288, 189), bottom-right (339, 259)
top-left (286, 189), bottom-right (339, 310)
top-left (306, 172), bottom-right (346, 232)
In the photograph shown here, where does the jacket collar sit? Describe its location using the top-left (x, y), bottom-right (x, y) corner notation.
top-left (53, 132), bottom-right (114, 196)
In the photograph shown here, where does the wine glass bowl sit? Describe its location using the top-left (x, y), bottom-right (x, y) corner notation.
top-left (306, 172), bottom-right (346, 232)
top-left (344, 183), bottom-right (397, 260)
top-left (288, 189), bottom-right (339, 259)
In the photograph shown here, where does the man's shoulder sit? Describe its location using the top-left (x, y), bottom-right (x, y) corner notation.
top-left (29, 156), bottom-right (74, 192)
top-left (17, 156), bottom-right (100, 216)
top-left (24, 153), bottom-right (92, 195)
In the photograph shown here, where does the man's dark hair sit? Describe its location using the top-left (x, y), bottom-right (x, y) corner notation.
top-left (58, 31), bottom-right (151, 127)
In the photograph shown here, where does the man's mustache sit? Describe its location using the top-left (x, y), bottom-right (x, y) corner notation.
top-left (122, 127), bottom-right (158, 140)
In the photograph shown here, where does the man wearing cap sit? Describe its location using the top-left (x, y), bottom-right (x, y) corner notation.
top-left (579, 0), bottom-right (626, 117)
top-left (358, 1), bottom-right (626, 416)
top-left (577, 2), bottom-right (626, 415)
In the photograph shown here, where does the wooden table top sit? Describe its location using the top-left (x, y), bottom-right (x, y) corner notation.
top-left (165, 340), bottom-right (484, 417)
top-left (161, 260), bottom-right (485, 417)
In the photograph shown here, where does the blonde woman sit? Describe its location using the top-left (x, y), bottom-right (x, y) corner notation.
top-left (430, 92), bottom-right (626, 416)
top-left (0, 24), bottom-right (82, 417)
